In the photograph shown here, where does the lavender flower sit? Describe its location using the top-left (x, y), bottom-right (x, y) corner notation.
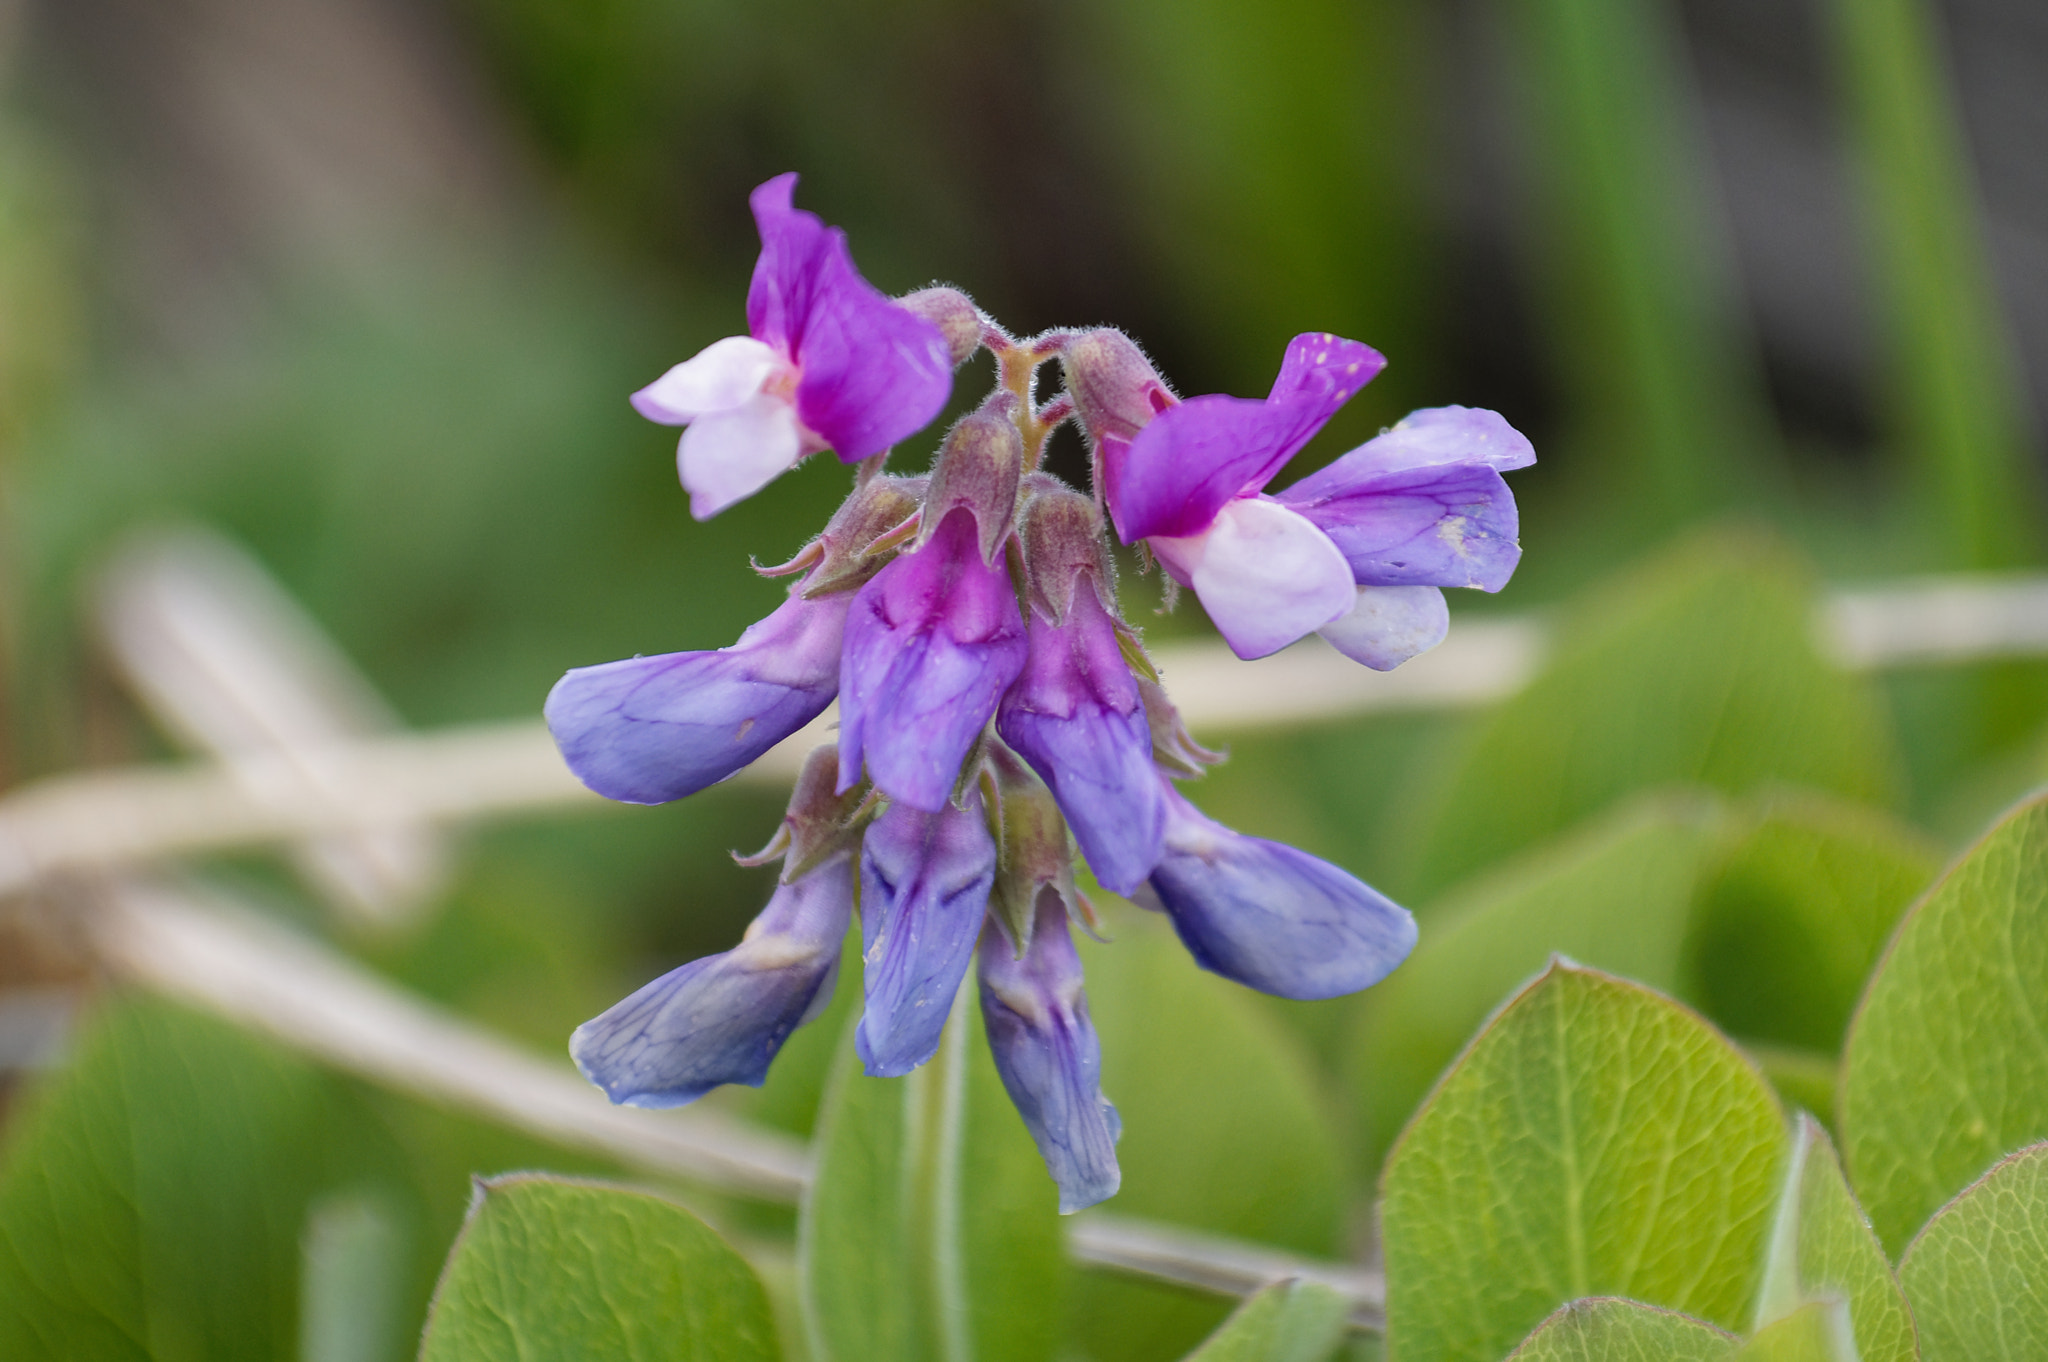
top-left (545, 584), bottom-right (848, 804)
top-left (631, 174), bottom-right (954, 519)
top-left (978, 894), bottom-right (1121, 1213)
top-left (570, 851), bottom-right (853, 1106)
top-left (1140, 781), bottom-right (1417, 1000)
top-left (857, 792), bottom-right (999, 1077)
top-left (1077, 332), bottom-right (1532, 668)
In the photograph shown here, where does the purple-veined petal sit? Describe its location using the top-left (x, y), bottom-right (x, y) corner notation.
top-left (978, 895), bottom-right (1121, 1213)
top-left (1149, 497), bottom-right (1357, 660)
top-left (838, 507), bottom-right (1028, 811)
top-left (1278, 461), bottom-right (1521, 592)
top-left (545, 586), bottom-right (848, 804)
top-left (1296, 405), bottom-right (1534, 481)
top-left (996, 590), bottom-right (1161, 895)
top-left (1141, 782), bottom-right (1416, 1000)
top-left (742, 173), bottom-right (952, 462)
top-left (571, 853), bottom-right (854, 1106)
top-left (1109, 332), bottom-right (1382, 543)
top-left (677, 391), bottom-right (807, 520)
top-left (631, 336), bottom-right (781, 424)
top-left (1317, 586), bottom-right (1448, 670)
top-left (857, 794), bottom-right (997, 1076)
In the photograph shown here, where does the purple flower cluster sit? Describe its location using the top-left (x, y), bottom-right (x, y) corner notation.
top-left (546, 175), bottom-right (1533, 1213)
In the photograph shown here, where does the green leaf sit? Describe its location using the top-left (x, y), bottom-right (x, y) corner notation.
top-left (1349, 794), bottom-right (1725, 1172)
top-left (1180, 1281), bottom-right (1350, 1362)
top-left (0, 996), bottom-right (332, 1362)
top-left (1070, 908), bottom-right (1348, 1362)
top-left (1841, 791), bottom-right (2048, 1253)
top-left (1734, 1299), bottom-right (1859, 1362)
top-left (1503, 1298), bottom-right (1737, 1361)
top-left (418, 1174), bottom-right (778, 1362)
top-left (1687, 794), bottom-right (1938, 1053)
top-left (1404, 530), bottom-right (1898, 898)
top-left (1381, 962), bottom-right (1785, 1362)
top-left (800, 992), bottom-right (1063, 1362)
top-left (1753, 1116), bottom-right (1915, 1362)
top-left (1897, 1142), bottom-right (2048, 1361)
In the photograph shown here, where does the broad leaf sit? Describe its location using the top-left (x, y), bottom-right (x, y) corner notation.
top-left (1381, 962), bottom-right (1785, 1362)
top-left (1687, 794), bottom-right (1937, 1053)
top-left (1753, 1116), bottom-right (1915, 1362)
top-left (1841, 792), bottom-right (2048, 1252)
top-left (1070, 908), bottom-right (1348, 1361)
top-left (1404, 530), bottom-right (1897, 898)
top-left (1735, 1299), bottom-right (1858, 1362)
top-left (1503, 1298), bottom-right (1737, 1361)
top-left (801, 993), bottom-right (1063, 1362)
top-left (1181, 1281), bottom-right (1349, 1362)
top-left (1350, 794), bottom-right (1724, 1172)
top-left (1897, 1142), bottom-right (2048, 1362)
top-left (419, 1174), bottom-right (778, 1361)
top-left (0, 996), bottom-right (331, 1362)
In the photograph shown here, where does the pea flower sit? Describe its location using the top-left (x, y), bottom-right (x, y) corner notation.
top-left (631, 173), bottom-right (955, 520)
top-left (1073, 331), bottom-right (1533, 668)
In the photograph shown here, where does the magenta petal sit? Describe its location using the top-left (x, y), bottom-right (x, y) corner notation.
top-left (838, 508), bottom-right (1029, 811)
top-left (1109, 332), bottom-right (1383, 543)
top-left (743, 173), bottom-right (952, 461)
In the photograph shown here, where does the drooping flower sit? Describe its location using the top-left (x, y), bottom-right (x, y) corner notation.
top-left (1139, 779), bottom-right (1416, 1000)
top-left (995, 492), bottom-right (1160, 894)
top-left (857, 791), bottom-right (998, 1077)
top-left (836, 411), bottom-right (1030, 811)
top-left (1072, 332), bottom-right (1533, 669)
top-left (570, 849), bottom-right (853, 1106)
top-left (631, 174), bottom-right (955, 519)
top-left (545, 582), bottom-right (849, 804)
top-left (978, 892), bottom-right (1121, 1213)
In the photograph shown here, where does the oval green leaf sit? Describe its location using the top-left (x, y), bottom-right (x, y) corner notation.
top-left (1503, 1298), bottom-right (1737, 1361)
top-left (1381, 962), bottom-right (1785, 1362)
top-left (1179, 1281), bottom-right (1350, 1362)
top-left (1897, 1142), bottom-right (2048, 1362)
top-left (418, 1174), bottom-right (779, 1362)
top-left (1735, 1298), bottom-right (1858, 1362)
top-left (1841, 792), bottom-right (2048, 1253)
top-left (1753, 1115), bottom-right (1915, 1362)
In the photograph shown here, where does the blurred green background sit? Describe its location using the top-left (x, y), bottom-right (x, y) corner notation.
top-left (0, 0), bottom-right (2044, 1358)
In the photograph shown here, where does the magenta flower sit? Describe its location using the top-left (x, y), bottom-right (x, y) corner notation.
top-left (978, 894), bottom-right (1121, 1213)
top-left (1093, 333), bottom-right (1532, 668)
top-left (630, 174), bottom-right (954, 519)
top-left (570, 850), bottom-right (854, 1106)
top-left (545, 583), bottom-right (849, 804)
top-left (837, 505), bottom-right (1029, 812)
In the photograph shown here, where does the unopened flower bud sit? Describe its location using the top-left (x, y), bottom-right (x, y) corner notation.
top-left (898, 287), bottom-right (985, 367)
top-left (1057, 329), bottom-right (1175, 523)
top-left (984, 744), bottom-right (1085, 956)
top-left (760, 473), bottom-right (924, 598)
top-left (1018, 482), bottom-right (1114, 622)
top-left (923, 395), bottom-right (1025, 564)
top-left (735, 744), bottom-right (879, 882)
top-left (1137, 675), bottom-right (1223, 777)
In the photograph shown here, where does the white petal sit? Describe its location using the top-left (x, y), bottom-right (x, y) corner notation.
top-left (679, 393), bottom-right (804, 520)
top-left (1318, 585), bottom-right (1448, 670)
top-left (632, 336), bottom-right (779, 424)
top-left (1151, 498), bottom-right (1356, 659)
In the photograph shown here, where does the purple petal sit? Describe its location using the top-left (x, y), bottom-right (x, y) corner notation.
top-left (570, 855), bottom-right (854, 1106)
top-left (1300, 405), bottom-right (1534, 480)
top-left (1110, 332), bottom-right (1382, 543)
top-left (978, 897), bottom-right (1121, 1213)
top-left (857, 795), bottom-right (997, 1076)
top-left (1278, 461), bottom-right (1522, 592)
top-left (743, 173), bottom-right (952, 462)
top-left (546, 587), bottom-right (848, 804)
top-left (838, 507), bottom-right (1029, 811)
top-left (1141, 783), bottom-right (1416, 1000)
top-left (996, 591), bottom-right (1161, 895)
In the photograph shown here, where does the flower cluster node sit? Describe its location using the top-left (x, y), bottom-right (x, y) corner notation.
top-left (547, 173), bottom-right (1535, 1212)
